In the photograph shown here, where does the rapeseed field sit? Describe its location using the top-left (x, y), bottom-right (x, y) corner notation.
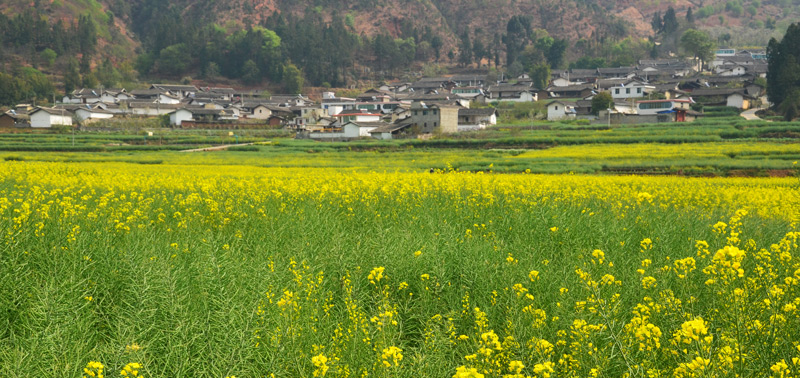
top-left (1, 161), bottom-right (799, 377)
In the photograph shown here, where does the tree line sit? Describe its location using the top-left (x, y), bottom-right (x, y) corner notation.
top-left (767, 22), bottom-right (800, 120)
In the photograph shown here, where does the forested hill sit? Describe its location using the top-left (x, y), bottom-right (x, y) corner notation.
top-left (1, 0), bottom-right (800, 100)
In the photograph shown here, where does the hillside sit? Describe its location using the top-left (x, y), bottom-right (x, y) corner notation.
top-left (1, 0), bottom-right (799, 98)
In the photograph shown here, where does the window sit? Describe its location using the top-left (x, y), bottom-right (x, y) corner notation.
top-left (434, 122), bottom-right (438, 127)
top-left (555, 106), bottom-right (559, 110)
top-left (615, 89), bottom-right (620, 94)
top-left (424, 122), bottom-right (427, 128)
top-left (423, 110), bottom-right (428, 116)
top-left (626, 88), bottom-right (630, 94)
top-left (637, 88), bottom-right (642, 94)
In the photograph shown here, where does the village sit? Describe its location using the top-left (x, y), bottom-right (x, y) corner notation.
top-left (0, 49), bottom-right (768, 140)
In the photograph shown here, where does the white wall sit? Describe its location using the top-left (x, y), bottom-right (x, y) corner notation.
top-left (31, 111), bottom-right (72, 128)
top-left (75, 109), bottom-right (114, 121)
top-left (547, 104), bottom-right (566, 121)
top-left (170, 109), bottom-right (193, 126)
top-left (726, 94), bottom-right (745, 109)
top-left (611, 85), bottom-right (645, 99)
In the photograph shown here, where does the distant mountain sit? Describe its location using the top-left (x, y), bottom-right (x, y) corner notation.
top-left (1, 0), bottom-right (798, 96)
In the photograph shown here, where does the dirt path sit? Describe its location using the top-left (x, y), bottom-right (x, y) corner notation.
top-left (740, 108), bottom-right (765, 121)
top-left (180, 143), bottom-right (254, 152)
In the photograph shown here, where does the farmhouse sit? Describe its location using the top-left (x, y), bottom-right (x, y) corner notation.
top-left (74, 107), bottom-right (115, 122)
top-left (686, 88), bottom-right (755, 109)
top-left (368, 122), bottom-right (413, 140)
top-left (546, 100), bottom-right (577, 121)
top-left (29, 107), bottom-right (73, 128)
top-left (342, 121), bottom-right (384, 138)
top-left (409, 101), bottom-right (459, 134)
top-left (487, 84), bottom-right (537, 102)
top-left (0, 111), bottom-right (29, 128)
top-left (458, 108), bottom-right (498, 131)
top-left (635, 99), bottom-right (693, 116)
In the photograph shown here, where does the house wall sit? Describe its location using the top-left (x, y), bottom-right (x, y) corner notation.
top-left (342, 124), bottom-right (377, 138)
top-left (251, 106), bottom-right (272, 119)
top-left (726, 94), bottom-right (749, 109)
top-left (75, 109), bottom-right (114, 121)
top-left (411, 107), bottom-right (441, 133)
top-left (439, 107), bottom-right (459, 134)
top-left (170, 110), bottom-right (193, 126)
top-left (130, 107), bottom-right (174, 116)
top-left (158, 94), bottom-right (181, 104)
top-left (637, 101), bottom-right (688, 115)
top-left (31, 112), bottom-right (72, 128)
top-left (547, 104), bottom-right (566, 120)
top-left (0, 115), bottom-right (15, 128)
top-left (595, 113), bottom-right (675, 125)
top-left (611, 85), bottom-right (645, 99)
top-left (551, 78), bottom-right (571, 87)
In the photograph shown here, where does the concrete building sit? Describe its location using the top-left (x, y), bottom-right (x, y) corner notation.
top-left (409, 101), bottom-right (458, 134)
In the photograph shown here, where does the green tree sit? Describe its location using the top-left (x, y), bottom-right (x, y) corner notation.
top-left (64, 58), bottom-right (81, 94)
top-left (680, 29), bottom-right (716, 68)
top-left (529, 64), bottom-right (550, 90)
top-left (591, 92), bottom-right (614, 115)
top-left (96, 58), bottom-right (121, 88)
top-left (651, 11), bottom-right (663, 33)
top-left (82, 71), bottom-right (98, 88)
top-left (241, 59), bottom-right (261, 83)
top-left (40, 48), bottom-right (57, 67)
top-left (767, 23), bottom-right (800, 119)
top-left (283, 63), bottom-right (304, 94)
top-left (157, 43), bottom-right (190, 76)
top-left (662, 7), bottom-right (679, 35)
top-left (458, 32), bottom-right (472, 67)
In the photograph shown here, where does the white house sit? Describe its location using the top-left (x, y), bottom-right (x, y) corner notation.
top-left (334, 109), bottom-right (382, 123)
top-left (725, 93), bottom-right (751, 109)
top-left (546, 101), bottom-right (576, 121)
top-left (551, 77), bottom-right (573, 87)
top-left (636, 99), bottom-right (692, 115)
top-left (157, 93), bottom-right (182, 104)
top-left (74, 107), bottom-right (114, 122)
top-left (488, 84), bottom-right (538, 102)
top-left (451, 87), bottom-right (484, 99)
top-left (321, 93), bottom-right (356, 116)
top-left (609, 81), bottom-right (651, 100)
top-left (368, 122), bottom-right (412, 140)
top-left (458, 108), bottom-right (498, 131)
top-left (715, 65), bottom-right (747, 76)
top-left (251, 105), bottom-right (272, 119)
top-left (169, 109), bottom-right (194, 126)
top-left (342, 121), bottom-right (383, 138)
top-left (30, 107), bottom-right (73, 128)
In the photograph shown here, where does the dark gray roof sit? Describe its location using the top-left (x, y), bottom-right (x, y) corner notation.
top-left (688, 88), bottom-right (748, 96)
top-left (151, 84), bottom-right (198, 91)
top-left (32, 107), bottom-right (72, 115)
top-left (598, 67), bottom-right (636, 74)
top-left (489, 84), bottom-right (533, 93)
top-left (369, 122), bottom-right (413, 134)
top-left (458, 108), bottom-right (498, 116)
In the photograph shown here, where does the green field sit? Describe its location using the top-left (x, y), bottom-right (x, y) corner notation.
top-left (1, 121), bottom-right (800, 377)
